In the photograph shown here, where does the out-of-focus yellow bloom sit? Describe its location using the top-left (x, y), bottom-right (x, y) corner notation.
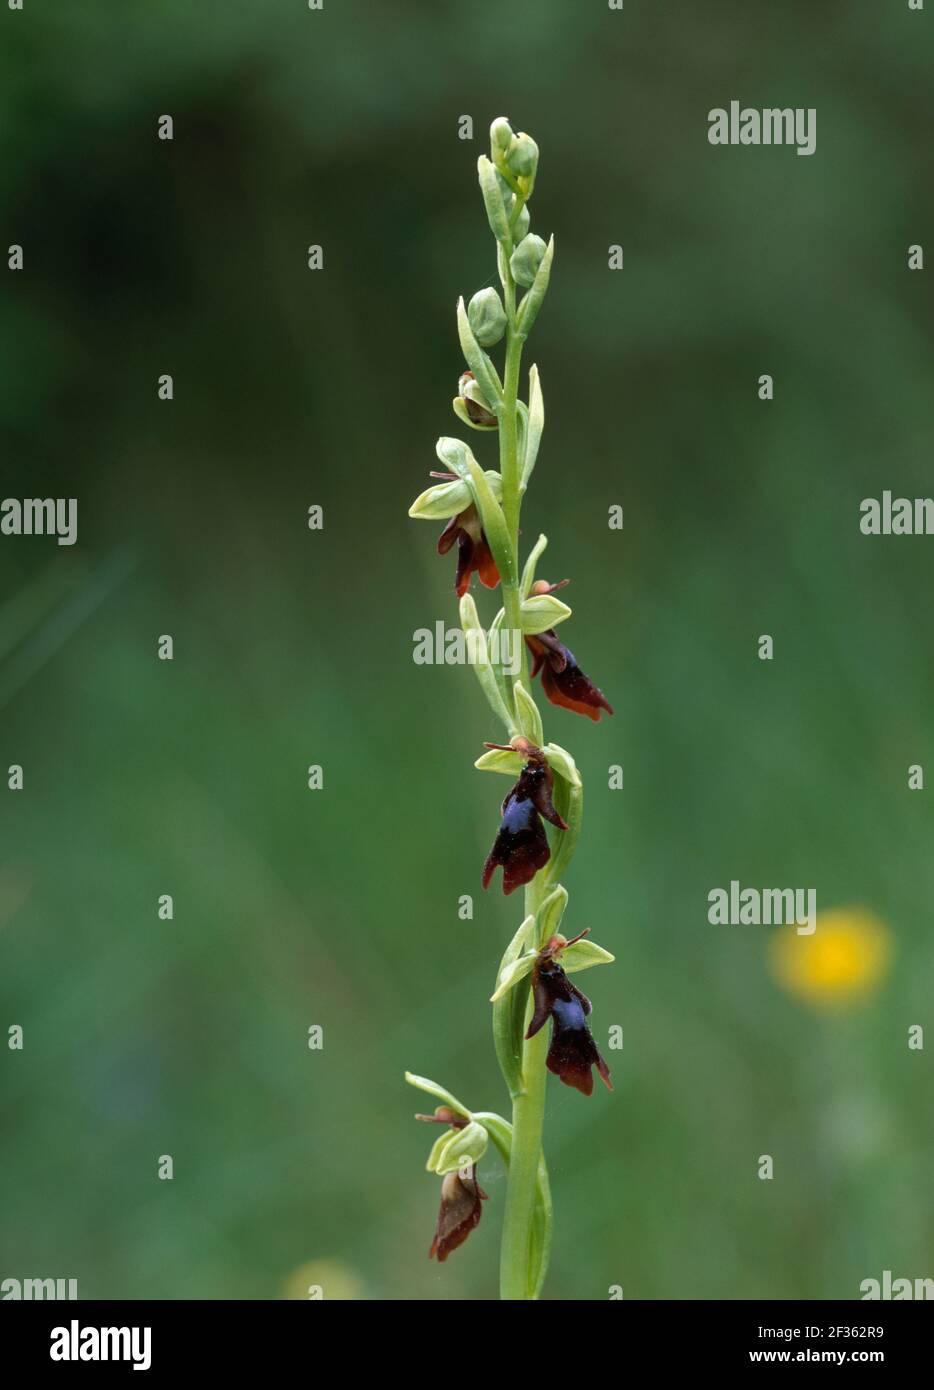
top-left (769, 906), bottom-right (892, 1010)
top-left (281, 1259), bottom-right (364, 1301)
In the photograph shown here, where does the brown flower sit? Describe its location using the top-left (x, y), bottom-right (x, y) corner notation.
top-left (481, 741), bottom-right (567, 895)
top-left (526, 936), bottom-right (612, 1096)
top-left (432, 469), bottom-right (500, 597)
top-left (525, 627), bottom-right (613, 722)
top-left (429, 1165), bottom-right (488, 1262)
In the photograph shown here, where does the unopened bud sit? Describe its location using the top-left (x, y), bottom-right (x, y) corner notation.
top-left (507, 132), bottom-right (538, 178)
top-left (490, 117), bottom-right (514, 162)
top-left (467, 287), bottom-right (507, 347)
top-left (510, 233), bottom-right (547, 288)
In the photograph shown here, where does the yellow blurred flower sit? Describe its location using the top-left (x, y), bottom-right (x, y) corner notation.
top-left (281, 1259), bottom-right (364, 1301)
top-left (769, 906), bottom-right (892, 1010)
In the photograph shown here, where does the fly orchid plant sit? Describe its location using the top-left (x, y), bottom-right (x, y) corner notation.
top-left (405, 118), bottom-right (615, 1300)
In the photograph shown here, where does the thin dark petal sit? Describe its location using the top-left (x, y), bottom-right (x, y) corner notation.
top-left (437, 516), bottom-right (461, 556)
top-left (526, 973), bottom-right (552, 1040)
top-left (525, 630), bottom-right (569, 673)
top-left (454, 531), bottom-right (475, 596)
top-left (429, 1166), bottom-right (488, 1262)
top-left (521, 761), bottom-right (568, 831)
top-left (474, 532), bottom-right (501, 589)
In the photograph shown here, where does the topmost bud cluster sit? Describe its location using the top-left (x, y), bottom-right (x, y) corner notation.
top-left (489, 117), bottom-right (539, 199)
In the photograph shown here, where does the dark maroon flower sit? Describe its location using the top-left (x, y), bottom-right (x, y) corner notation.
top-left (481, 741), bottom-right (568, 895)
top-left (526, 937), bottom-right (613, 1096)
top-left (429, 1165), bottom-right (488, 1262)
top-left (433, 470), bottom-right (500, 598)
top-left (525, 619), bottom-right (614, 723)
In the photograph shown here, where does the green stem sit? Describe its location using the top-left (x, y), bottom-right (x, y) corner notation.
top-left (497, 264), bottom-right (530, 704)
top-left (499, 871), bottom-right (549, 1299)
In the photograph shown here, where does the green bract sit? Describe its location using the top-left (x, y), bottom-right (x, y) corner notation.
top-left (516, 236), bottom-right (554, 337)
top-left (514, 679), bottom-right (544, 745)
top-left (478, 155), bottom-right (511, 245)
top-left (536, 884), bottom-right (568, 941)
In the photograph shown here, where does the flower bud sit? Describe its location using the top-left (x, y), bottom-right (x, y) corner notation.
top-left (506, 132), bottom-right (539, 180)
top-left (490, 116), bottom-right (514, 162)
top-left (456, 370), bottom-right (497, 428)
top-left (467, 288), bottom-right (507, 347)
top-left (510, 233), bottom-right (547, 289)
top-left (513, 203), bottom-right (530, 241)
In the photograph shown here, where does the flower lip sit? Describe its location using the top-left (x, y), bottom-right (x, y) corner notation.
top-left (437, 502), bottom-right (500, 597)
top-left (526, 947), bottom-right (612, 1096)
top-left (429, 1165), bottom-right (488, 1262)
top-left (526, 629), bottom-right (614, 721)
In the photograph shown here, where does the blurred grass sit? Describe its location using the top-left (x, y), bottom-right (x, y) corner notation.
top-left (1, 0), bottom-right (932, 1299)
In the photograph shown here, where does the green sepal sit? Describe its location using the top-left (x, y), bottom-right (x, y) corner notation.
top-left (474, 746), bottom-right (523, 776)
top-left (477, 156), bottom-right (511, 245)
top-left (452, 396), bottom-right (497, 432)
top-left (543, 741), bottom-right (581, 788)
top-left (431, 1119), bottom-right (489, 1175)
top-left (520, 592), bottom-right (571, 635)
top-left (459, 593), bottom-right (516, 734)
top-left (520, 364), bottom-right (544, 491)
top-left (404, 1071), bottom-right (471, 1119)
top-left (408, 468), bottom-right (502, 521)
top-left (425, 1128), bottom-right (458, 1173)
top-left (521, 532), bottom-right (548, 598)
top-left (457, 296), bottom-right (503, 412)
top-left (514, 679), bottom-right (543, 745)
top-left (561, 938), bottom-right (615, 972)
top-left (516, 235), bottom-right (554, 339)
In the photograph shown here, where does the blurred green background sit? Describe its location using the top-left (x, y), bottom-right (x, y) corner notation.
top-left (2, 0), bottom-right (932, 1301)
